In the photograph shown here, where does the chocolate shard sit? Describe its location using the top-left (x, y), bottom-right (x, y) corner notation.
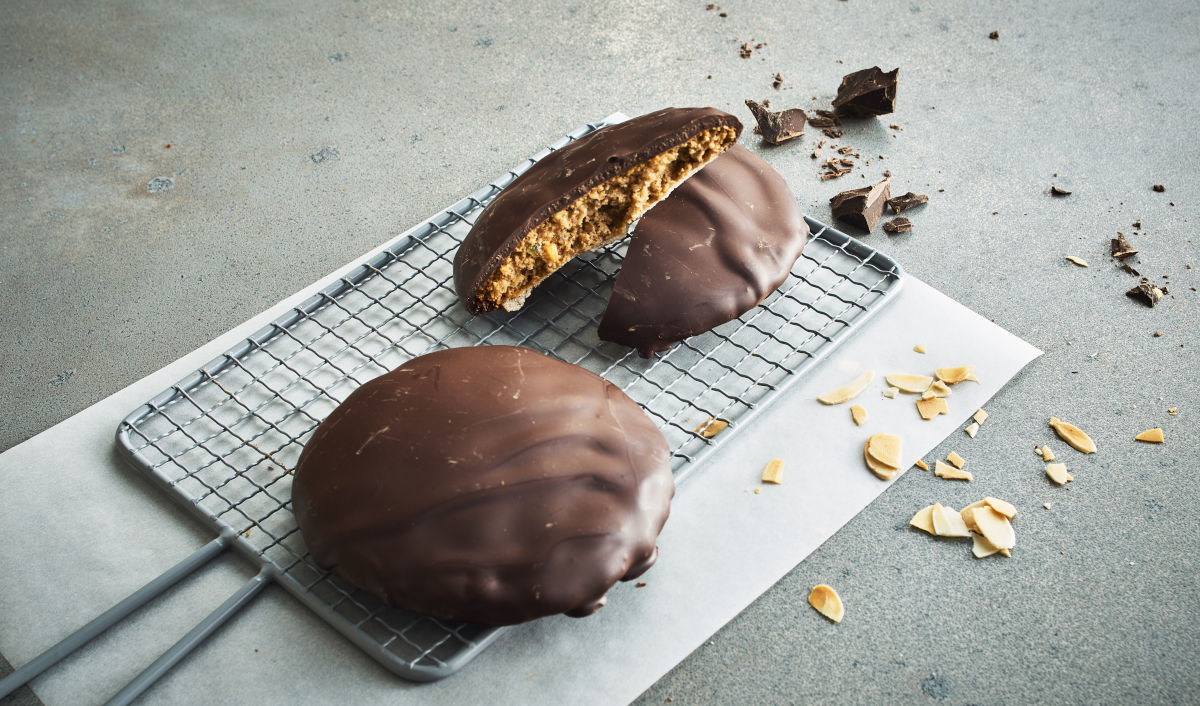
top-left (886, 191), bottom-right (929, 214)
top-left (292, 346), bottom-right (674, 626)
top-left (1152, 184), bottom-right (1165, 192)
top-left (988, 30), bottom-right (999, 39)
top-left (832, 66), bottom-right (899, 117)
top-left (1121, 262), bottom-right (1141, 277)
top-left (1127, 279), bottom-right (1165, 307)
top-left (808, 110), bottom-right (842, 128)
top-left (883, 217), bottom-right (913, 233)
top-left (598, 145), bottom-right (808, 358)
top-left (1050, 185), bottom-right (1072, 196)
top-left (1111, 233), bottom-right (1138, 259)
top-left (830, 178), bottom-right (892, 232)
top-left (745, 99), bottom-right (806, 145)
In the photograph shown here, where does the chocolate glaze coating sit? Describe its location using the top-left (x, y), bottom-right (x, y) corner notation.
top-left (291, 346), bottom-right (674, 626)
top-left (597, 145), bottom-right (808, 357)
top-left (453, 107), bottom-right (743, 314)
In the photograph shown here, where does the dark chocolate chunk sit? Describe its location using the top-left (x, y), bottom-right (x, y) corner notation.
top-left (1111, 233), bottom-right (1138, 259)
top-left (292, 346), bottom-right (674, 626)
top-left (1050, 185), bottom-right (1072, 196)
top-left (808, 110), bottom-right (841, 128)
top-left (1153, 184), bottom-right (1165, 192)
top-left (883, 217), bottom-right (913, 233)
top-left (886, 191), bottom-right (929, 214)
top-left (453, 107), bottom-right (742, 314)
top-left (832, 66), bottom-right (899, 117)
top-left (598, 145), bottom-right (808, 358)
top-left (989, 30), bottom-right (999, 39)
top-left (830, 178), bottom-right (892, 232)
top-left (745, 99), bottom-right (806, 145)
top-left (1127, 280), bottom-right (1165, 307)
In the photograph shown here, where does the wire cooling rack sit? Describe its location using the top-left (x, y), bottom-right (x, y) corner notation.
top-left (114, 115), bottom-right (903, 683)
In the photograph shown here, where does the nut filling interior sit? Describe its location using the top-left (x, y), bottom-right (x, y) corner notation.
top-left (478, 125), bottom-right (740, 311)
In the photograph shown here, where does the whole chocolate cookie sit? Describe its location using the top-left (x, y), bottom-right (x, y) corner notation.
top-left (454, 107), bottom-right (742, 315)
top-left (598, 145), bottom-right (808, 357)
top-left (291, 346), bottom-right (674, 626)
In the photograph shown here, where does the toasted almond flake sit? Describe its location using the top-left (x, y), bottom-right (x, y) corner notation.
top-left (882, 386), bottom-right (899, 399)
top-left (866, 433), bottom-right (902, 469)
top-left (934, 460), bottom-right (973, 481)
top-left (1168, 407), bottom-right (1177, 416)
top-left (754, 488), bottom-right (761, 494)
top-left (913, 343), bottom-right (927, 353)
top-left (935, 366), bottom-right (978, 384)
top-left (693, 416), bottom-right (713, 433)
top-left (920, 389), bottom-right (936, 400)
top-left (971, 506), bottom-right (1015, 549)
top-left (817, 370), bottom-right (875, 405)
top-left (910, 505), bottom-right (936, 534)
top-left (863, 441), bottom-right (898, 480)
top-left (999, 548), bottom-right (1012, 557)
top-left (965, 422), bottom-right (980, 438)
top-left (1065, 256), bottom-right (1089, 267)
top-left (697, 418), bottom-right (729, 439)
top-left (914, 459), bottom-right (929, 471)
top-left (927, 380), bottom-right (953, 397)
top-left (808, 584), bottom-right (845, 623)
top-left (972, 532), bottom-right (1001, 558)
top-left (1045, 462), bottom-right (1073, 485)
top-left (984, 497), bottom-right (1017, 518)
top-left (960, 501), bottom-right (987, 532)
top-left (1135, 428), bottom-right (1165, 443)
top-left (946, 452), bottom-right (966, 469)
top-left (886, 373), bottom-right (934, 393)
top-left (932, 502), bottom-right (971, 537)
top-left (761, 458), bottom-right (785, 484)
top-left (916, 396), bottom-right (949, 420)
top-left (1049, 417), bottom-right (1097, 453)
top-left (1043, 502), bottom-right (1053, 510)
top-left (1041, 445), bottom-right (1056, 462)
top-left (973, 408), bottom-right (989, 425)
top-left (850, 404), bottom-right (868, 426)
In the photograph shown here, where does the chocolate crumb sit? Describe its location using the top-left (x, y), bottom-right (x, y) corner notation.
top-left (773, 72), bottom-right (783, 89)
top-left (832, 66), bottom-right (899, 117)
top-left (1127, 279), bottom-right (1165, 307)
top-left (739, 43), bottom-right (753, 59)
top-left (889, 123), bottom-right (902, 130)
top-left (1111, 233), bottom-right (1138, 259)
top-left (808, 110), bottom-right (841, 128)
top-left (1120, 262), bottom-right (1141, 277)
top-left (744, 99), bottom-right (806, 145)
top-left (822, 127), bottom-right (844, 138)
top-left (1132, 221), bottom-right (1141, 229)
top-left (719, 11), bottom-right (727, 17)
top-left (886, 191), bottom-right (929, 214)
top-left (635, 582), bottom-right (647, 587)
top-left (830, 178), bottom-right (891, 232)
top-left (1153, 184), bottom-right (1165, 192)
top-left (1050, 185), bottom-right (1072, 196)
top-left (1153, 330), bottom-right (1164, 337)
top-left (883, 217), bottom-right (913, 233)
top-left (988, 30), bottom-right (999, 39)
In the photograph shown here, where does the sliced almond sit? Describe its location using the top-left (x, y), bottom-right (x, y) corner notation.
top-left (1000, 548), bottom-right (1012, 557)
top-left (927, 380), bottom-right (953, 397)
top-left (863, 441), bottom-right (897, 481)
top-left (1045, 462), bottom-right (1073, 485)
top-left (850, 404), bottom-right (868, 426)
top-left (965, 422), bottom-right (980, 438)
top-left (1135, 428), bottom-right (1165, 443)
top-left (960, 501), bottom-right (987, 532)
top-left (914, 459), bottom-right (929, 471)
top-left (696, 418), bottom-right (729, 439)
top-left (882, 386), bottom-right (899, 399)
top-left (910, 505), bottom-right (936, 534)
top-left (920, 389), bottom-right (937, 400)
top-left (886, 373), bottom-right (934, 393)
top-left (935, 366), bottom-right (978, 384)
top-left (916, 396), bottom-right (949, 420)
top-left (972, 532), bottom-right (1001, 558)
top-left (761, 458), bottom-right (785, 484)
top-left (1168, 407), bottom-right (1177, 416)
top-left (1049, 417), bottom-right (1097, 453)
top-left (983, 496), bottom-right (1017, 519)
top-left (866, 433), bottom-right (902, 469)
top-left (946, 452), bottom-right (966, 469)
top-left (1065, 255), bottom-right (1089, 267)
top-left (808, 584), bottom-right (844, 623)
top-left (934, 460), bottom-right (973, 481)
top-left (931, 503), bottom-right (971, 537)
top-left (971, 506), bottom-right (1015, 549)
top-left (817, 370), bottom-right (874, 405)
top-left (973, 408), bottom-right (989, 425)
top-left (914, 343), bottom-right (927, 354)
top-left (1041, 446), bottom-right (1056, 462)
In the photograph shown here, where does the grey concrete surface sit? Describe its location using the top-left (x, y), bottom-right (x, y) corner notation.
top-left (2, 0), bottom-right (1197, 703)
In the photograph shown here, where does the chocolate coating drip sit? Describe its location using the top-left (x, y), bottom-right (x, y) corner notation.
top-left (598, 145), bottom-right (808, 357)
top-left (292, 346), bottom-right (674, 626)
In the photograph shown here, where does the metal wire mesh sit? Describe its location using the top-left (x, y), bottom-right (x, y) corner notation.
top-left (116, 116), bottom-right (903, 682)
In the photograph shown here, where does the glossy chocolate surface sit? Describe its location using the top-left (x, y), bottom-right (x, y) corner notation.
top-left (291, 346), bottom-right (674, 625)
top-left (598, 145), bottom-right (808, 357)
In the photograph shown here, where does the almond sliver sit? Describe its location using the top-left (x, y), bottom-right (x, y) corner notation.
top-left (971, 506), bottom-right (1015, 549)
top-left (1049, 417), bottom-right (1096, 453)
top-left (817, 370), bottom-right (874, 405)
top-left (808, 584), bottom-right (845, 623)
top-left (886, 373), bottom-right (934, 393)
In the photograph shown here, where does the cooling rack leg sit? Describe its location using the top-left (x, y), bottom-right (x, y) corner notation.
top-left (103, 567), bottom-right (272, 706)
top-left (0, 532), bottom-right (233, 700)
